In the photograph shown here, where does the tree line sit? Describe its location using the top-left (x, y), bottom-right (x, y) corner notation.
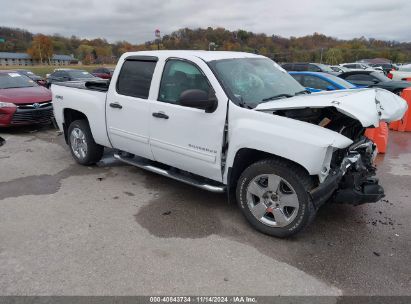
top-left (1, 26), bottom-right (411, 64)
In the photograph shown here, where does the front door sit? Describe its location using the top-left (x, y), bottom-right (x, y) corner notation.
top-left (149, 58), bottom-right (227, 182)
top-left (106, 57), bottom-right (157, 159)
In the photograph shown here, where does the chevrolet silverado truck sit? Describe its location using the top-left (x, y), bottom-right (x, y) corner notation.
top-left (52, 51), bottom-right (407, 237)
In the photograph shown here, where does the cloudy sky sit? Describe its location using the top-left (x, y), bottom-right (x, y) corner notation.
top-left (1, 0), bottom-right (411, 43)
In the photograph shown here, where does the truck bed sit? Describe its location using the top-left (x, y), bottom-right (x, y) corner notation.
top-left (53, 79), bottom-right (110, 92)
top-left (51, 81), bottom-right (111, 147)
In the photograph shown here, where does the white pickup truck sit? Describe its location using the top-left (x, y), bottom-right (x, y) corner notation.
top-left (52, 51), bottom-right (407, 237)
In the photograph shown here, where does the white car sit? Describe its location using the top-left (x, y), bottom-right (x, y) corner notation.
top-left (388, 66), bottom-right (411, 81)
top-left (51, 51), bottom-right (407, 237)
top-left (340, 63), bottom-right (383, 73)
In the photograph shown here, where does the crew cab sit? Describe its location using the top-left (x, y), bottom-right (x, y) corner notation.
top-left (52, 51), bottom-right (407, 237)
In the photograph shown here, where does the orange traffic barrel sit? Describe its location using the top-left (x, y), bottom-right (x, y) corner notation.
top-left (389, 88), bottom-right (411, 132)
top-left (365, 122), bottom-right (389, 153)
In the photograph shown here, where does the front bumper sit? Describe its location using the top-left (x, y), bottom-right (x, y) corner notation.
top-left (310, 139), bottom-right (384, 207)
top-left (0, 102), bottom-right (53, 127)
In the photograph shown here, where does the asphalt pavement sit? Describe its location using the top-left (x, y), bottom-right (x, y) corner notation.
top-left (0, 125), bottom-right (410, 297)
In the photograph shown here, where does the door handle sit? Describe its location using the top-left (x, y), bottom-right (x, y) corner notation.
top-left (152, 112), bottom-right (169, 119)
top-left (109, 102), bottom-right (122, 109)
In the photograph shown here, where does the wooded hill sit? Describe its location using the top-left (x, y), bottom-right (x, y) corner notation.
top-left (1, 26), bottom-right (411, 64)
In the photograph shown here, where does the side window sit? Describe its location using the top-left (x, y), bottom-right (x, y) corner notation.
top-left (308, 64), bottom-right (321, 72)
top-left (282, 64), bottom-right (292, 71)
top-left (294, 64), bottom-right (308, 71)
top-left (116, 60), bottom-right (156, 99)
top-left (345, 74), bottom-right (373, 81)
top-left (290, 74), bottom-right (303, 84)
top-left (302, 75), bottom-right (331, 90)
top-left (158, 60), bottom-right (211, 105)
top-left (53, 71), bottom-right (63, 78)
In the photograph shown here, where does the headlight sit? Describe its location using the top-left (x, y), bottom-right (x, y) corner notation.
top-left (0, 102), bottom-right (16, 108)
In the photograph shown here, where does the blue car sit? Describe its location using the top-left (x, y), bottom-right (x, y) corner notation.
top-left (289, 71), bottom-right (358, 92)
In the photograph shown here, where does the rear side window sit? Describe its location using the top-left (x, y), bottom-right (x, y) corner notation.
top-left (116, 60), bottom-right (156, 99)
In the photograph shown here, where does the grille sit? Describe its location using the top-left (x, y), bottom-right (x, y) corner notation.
top-left (11, 105), bottom-right (54, 125)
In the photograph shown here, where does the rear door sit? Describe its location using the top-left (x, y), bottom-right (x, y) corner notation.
top-left (106, 56), bottom-right (157, 159)
top-left (148, 57), bottom-right (227, 182)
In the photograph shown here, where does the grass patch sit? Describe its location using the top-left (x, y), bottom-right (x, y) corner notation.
top-left (0, 65), bottom-right (116, 77)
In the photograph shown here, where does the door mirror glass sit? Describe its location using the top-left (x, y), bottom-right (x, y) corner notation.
top-left (179, 89), bottom-right (217, 113)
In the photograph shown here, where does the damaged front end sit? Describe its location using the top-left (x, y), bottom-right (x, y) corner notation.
top-left (254, 88), bottom-right (407, 207)
top-left (310, 138), bottom-right (384, 207)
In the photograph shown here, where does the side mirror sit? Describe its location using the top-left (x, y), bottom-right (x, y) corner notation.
top-left (326, 85), bottom-right (336, 91)
top-left (179, 89), bottom-right (217, 113)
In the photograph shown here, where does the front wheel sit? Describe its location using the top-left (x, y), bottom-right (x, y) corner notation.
top-left (236, 158), bottom-right (316, 238)
top-left (68, 120), bottom-right (104, 165)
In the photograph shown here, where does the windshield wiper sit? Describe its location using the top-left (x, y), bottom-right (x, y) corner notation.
top-left (261, 93), bottom-right (294, 102)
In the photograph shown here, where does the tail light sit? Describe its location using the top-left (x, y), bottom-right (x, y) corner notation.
top-left (387, 72), bottom-right (393, 79)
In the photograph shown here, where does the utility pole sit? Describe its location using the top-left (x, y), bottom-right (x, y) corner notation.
top-left (320, 48), bottom-right (324, 64)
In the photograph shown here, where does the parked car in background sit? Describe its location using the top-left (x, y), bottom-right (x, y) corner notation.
top-left (290, 72), bottom-right (357, 92)
top-left (281, 63), bottom-right (338, 75)
top-left (369, 63), bottom-right (398, 75)
top-left (339, 70), bottom-right (411, 95)
top-left (329, 66), bottom-right (349, 74)
top-left (92, 67), bottom-right (114, 79)
top-left (16, 70), bottom-right (47, 86)
top-left (0, 71), bottom-right (53, 127)
top-left (387, 66), bottom-right (411, 81)
top-left (46, 69), bottom-right (101, 88)
top-left (52, 50), bottom-right (407, 237)
top-left (340, 63), bottom-right (383, 73)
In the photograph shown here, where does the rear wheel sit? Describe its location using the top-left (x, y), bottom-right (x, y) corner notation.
top-left (236, 158), bottom-right (316, 238)
top-left (68, 120), bottom-right (103, 165)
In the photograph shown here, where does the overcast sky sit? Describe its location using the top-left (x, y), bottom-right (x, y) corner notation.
top-left (1, 0), bottom-right (410, 43)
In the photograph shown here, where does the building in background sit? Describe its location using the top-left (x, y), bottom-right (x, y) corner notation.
top-left (0, 52), bottom-right (77, 66)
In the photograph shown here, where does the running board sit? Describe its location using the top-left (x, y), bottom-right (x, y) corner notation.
top-left (113, 154), bottom-right (226, 193)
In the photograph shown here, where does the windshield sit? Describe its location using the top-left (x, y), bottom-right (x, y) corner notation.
top-left (209, 58), bottom-right (305, 107)
top-left (325, 74), bottom-right (357, 88)
top-left (67, 70), bottom-right (94, 79)
top-left (0, 72), bottom-right (38, 89)
top-left (317, 64), bottom-right (334, 73)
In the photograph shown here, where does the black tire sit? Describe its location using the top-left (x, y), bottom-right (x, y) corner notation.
top-left (236, 158), bottom-right (316, 238)
top-left (67, 119), bottom-right (104, 165)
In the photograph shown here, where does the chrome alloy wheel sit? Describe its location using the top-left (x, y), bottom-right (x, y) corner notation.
top-left (70, 127), bottom-right (88, 160)
top-left (246, 174), bottom-right (300, 227)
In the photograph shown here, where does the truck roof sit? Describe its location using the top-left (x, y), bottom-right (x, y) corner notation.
top-left (121, 50), bottom-right (265, 62)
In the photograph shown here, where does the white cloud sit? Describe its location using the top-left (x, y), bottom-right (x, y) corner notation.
top-left (1, 0), bottom-right (410, 42)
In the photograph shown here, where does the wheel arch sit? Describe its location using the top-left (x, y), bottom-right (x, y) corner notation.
top-left (63, 108), bottom-right (89, 144)
top-left (226, 148), bottom-right (316, 202)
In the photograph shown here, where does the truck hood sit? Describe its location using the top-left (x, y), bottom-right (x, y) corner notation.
top-left (255, 88), bottom-right (408, 127)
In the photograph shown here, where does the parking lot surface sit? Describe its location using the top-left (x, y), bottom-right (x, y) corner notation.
top-left (0, 126), bottom-right (410, 296)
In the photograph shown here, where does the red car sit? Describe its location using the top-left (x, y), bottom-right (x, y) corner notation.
top-left (91, 67), bottom-right (114, 79)
top-left (0, 71), bottom-right (53, 127)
